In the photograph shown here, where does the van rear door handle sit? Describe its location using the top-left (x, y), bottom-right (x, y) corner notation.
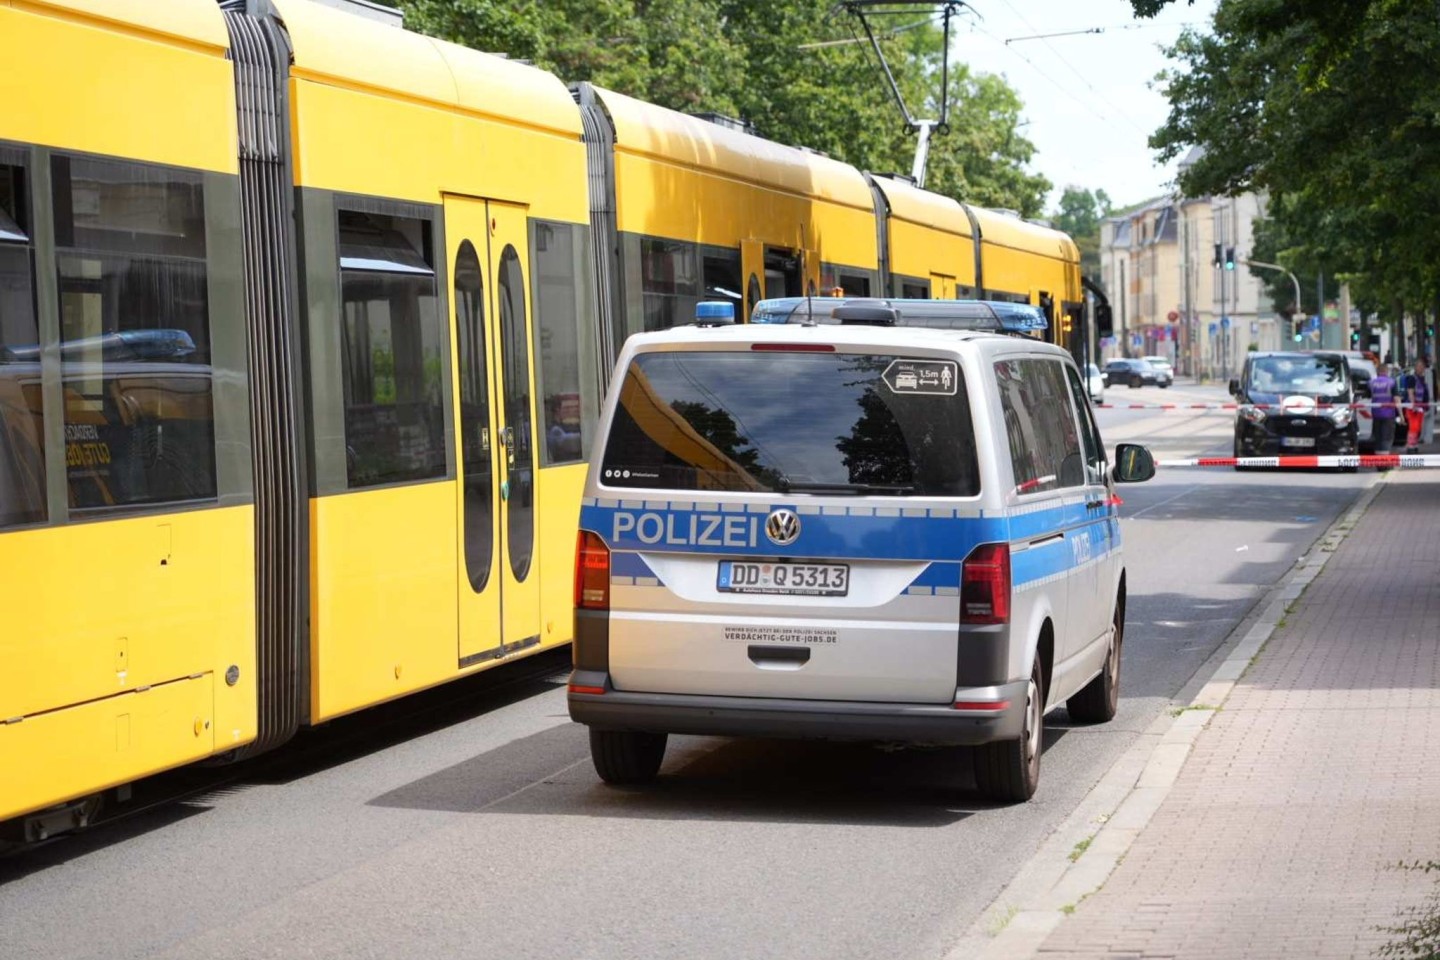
top-left (1085, 499), bottom-right (1106, 509)
top-left (748, 645), bottom-right (811, 669)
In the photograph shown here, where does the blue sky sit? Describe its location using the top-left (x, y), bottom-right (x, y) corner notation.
top-left (936, 0), bottom-right (1219, 212)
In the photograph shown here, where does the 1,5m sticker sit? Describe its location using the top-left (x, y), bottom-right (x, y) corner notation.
top-left (882, 359), bottom-right (957, 396)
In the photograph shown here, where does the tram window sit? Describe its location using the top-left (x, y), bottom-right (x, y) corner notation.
top-left (891, 274), bottom-right (929, 299)
top-left (337, 209), bottom-right (445, 488)
top-left (0, 157), bottom-right (45, 527)
top-left (532, 221), bottom-right (594, 466)
top-left (702, 249), bottom-right (742, 307)
top-left (454, 240), bottom-right (492, 591)
top-left (498, 245), bottom-right (534, 581)
top-left (838, 272), bottom-right (871, 297)
top-left (639, 236), bottom-right (698, 332)
top-left (51, 154), bottom-right (217, 512)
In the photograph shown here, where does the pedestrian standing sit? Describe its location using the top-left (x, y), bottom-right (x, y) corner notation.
top-left (1402, 357), bottom-right (1430, 452)
top-left (1369, 363), bottom-right (1401, 455)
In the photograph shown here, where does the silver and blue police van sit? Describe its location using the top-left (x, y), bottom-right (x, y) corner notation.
top-left (569, 298), bottom-right (1155, 801)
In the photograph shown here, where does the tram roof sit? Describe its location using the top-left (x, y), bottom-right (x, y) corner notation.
top-left (23, 0), bottom-right (230, 53)
top-left (866, 174), bottom-right (973, 238)
top-left (968, 206), bottom-right (1079, 263)
top-left (274, 0), bottom-right (581, 137)
top-left (588, 85), bottom-right (875, 212)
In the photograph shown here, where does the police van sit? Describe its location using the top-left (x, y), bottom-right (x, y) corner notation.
top-left (569, 298), bottom-right (1155, 801)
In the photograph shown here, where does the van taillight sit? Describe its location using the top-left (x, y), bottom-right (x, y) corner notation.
top-left (961, 543), bottom-right (1010, 624)
top-left (574, 531), bottom-right (611, 610)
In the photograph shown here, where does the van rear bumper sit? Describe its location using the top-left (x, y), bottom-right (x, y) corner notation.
top-left (568, 676), bottom-right (1028, 745)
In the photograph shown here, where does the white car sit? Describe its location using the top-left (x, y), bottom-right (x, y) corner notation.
top-left (569, 296), bottom-right (1156, 802)
top-left (1086, 363), bottom-right (1105, 404)
top-left (1142, 355), bottom-right (1175, 388)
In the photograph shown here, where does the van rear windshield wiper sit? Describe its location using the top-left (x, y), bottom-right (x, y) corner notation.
top-left (777, 479), bottom-right (916, 496)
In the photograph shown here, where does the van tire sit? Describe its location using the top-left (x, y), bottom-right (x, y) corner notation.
top-left (974, 657), bottom-right (1043, 802)
top-left (589, 729), bottom-right (667, 785)
top-left (1068, 603), bottom-right (1123, 723)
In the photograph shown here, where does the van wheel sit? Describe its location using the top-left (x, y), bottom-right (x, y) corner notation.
top-left (589, 729), bottom-right (667, 785)
top-left (974, 657), bottom-right (1043, 802)
top-left (1068, 604), bottom-right (1123, 723)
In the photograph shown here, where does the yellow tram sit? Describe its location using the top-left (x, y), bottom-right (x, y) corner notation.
top-left (0, 0), bottom-right (1082, 837)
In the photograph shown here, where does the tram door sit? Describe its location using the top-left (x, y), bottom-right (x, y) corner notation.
top-left (445, 196), bottom-right (542, 665)
top-left (931, 273), bottom-right (956, 299)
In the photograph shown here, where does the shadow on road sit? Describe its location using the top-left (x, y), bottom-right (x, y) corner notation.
top-left (368, 722), bottom-right (1071, 827)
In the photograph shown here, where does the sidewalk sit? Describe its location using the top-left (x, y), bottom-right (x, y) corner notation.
top-left (1031, 471), bottom-right (1440, 959)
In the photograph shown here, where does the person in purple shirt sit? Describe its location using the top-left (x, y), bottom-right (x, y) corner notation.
top-left (1369, 363), bottom-right (1401, 454)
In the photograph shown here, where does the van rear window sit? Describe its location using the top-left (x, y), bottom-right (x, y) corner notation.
top-left (600, 351), bottom-right (979, 495)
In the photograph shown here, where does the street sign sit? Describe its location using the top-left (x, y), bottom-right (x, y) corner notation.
top-left (1208, 322), bottom-right (1218, 335)
top-left (1220, 316), bottom-right (1231, 329)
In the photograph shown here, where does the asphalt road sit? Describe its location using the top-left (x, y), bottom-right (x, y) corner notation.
top-left (0, 381), bottom-right (1373, 960)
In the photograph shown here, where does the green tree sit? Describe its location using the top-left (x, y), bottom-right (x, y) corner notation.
top-left (1052, 186), bottom-right (1112, 282)
top-left (1148, 0), bottom-right (1440, 333)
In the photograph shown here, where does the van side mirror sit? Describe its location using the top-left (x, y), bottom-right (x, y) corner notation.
top-left (1112, 443), bottom-right (1155, 483)
top-left (1228, 377), bottom-right (1240, 397)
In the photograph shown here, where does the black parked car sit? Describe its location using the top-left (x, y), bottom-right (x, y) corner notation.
top-left (1103, 358), bottom-right (1162, 388)
top-left (1230, 351), bottom-right (1358, 467)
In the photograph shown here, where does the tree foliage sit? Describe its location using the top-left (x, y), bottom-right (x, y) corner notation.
top-left (1149, 0), bottom-right (1440, 318)
top-left (1052, 186), bottom-right (1112, 283)
top-left (399, 0), bottom-right (1051, 216)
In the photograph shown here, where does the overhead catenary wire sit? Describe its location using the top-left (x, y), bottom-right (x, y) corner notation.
top-left (798, 14), bottom-right (938, 49)
top-left (984, 0), bottom-right (1152, 136)
top-left (966, 20), bottom-right (1120, 133)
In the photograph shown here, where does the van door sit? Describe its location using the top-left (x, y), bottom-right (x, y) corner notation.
top-left (1064, 363), bottom-right (1114, 662)
top-left (445, 196), bottom-right (542, 665)
top-left (993, 357), bottom-right (1088, 689)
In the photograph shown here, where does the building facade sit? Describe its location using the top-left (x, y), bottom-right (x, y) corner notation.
top-left (1099, 149), bottom-right (1277, 379)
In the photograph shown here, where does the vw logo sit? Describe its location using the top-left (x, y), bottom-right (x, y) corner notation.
top-left (765, 509), bottom-right (801, 546)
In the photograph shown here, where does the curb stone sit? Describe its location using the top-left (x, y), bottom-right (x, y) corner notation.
top-left (943, 472), bottom-right (1389, 960)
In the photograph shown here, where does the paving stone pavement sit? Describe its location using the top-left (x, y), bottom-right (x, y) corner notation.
top-left (1034, 472), bottom-right (1440, 960)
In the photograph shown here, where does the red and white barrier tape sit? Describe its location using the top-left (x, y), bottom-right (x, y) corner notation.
top-left (1158, 454), bottom-right (1440, 469)
top-left (1095, 401), bottom-right (1437, 411)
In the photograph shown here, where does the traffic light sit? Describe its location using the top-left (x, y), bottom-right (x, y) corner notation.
top-left (1224, 246), bottom-right (1236, 271)
top-left (1213, 243), bottom-right (1222, 268)
top-left (1350, 329), bottom-right (1360, 348)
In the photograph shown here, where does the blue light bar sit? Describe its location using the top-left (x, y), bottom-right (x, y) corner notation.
top-left (694, 301), bottom-right (736, 325)
top-left (750, 297), bottom-right (1048, 333)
